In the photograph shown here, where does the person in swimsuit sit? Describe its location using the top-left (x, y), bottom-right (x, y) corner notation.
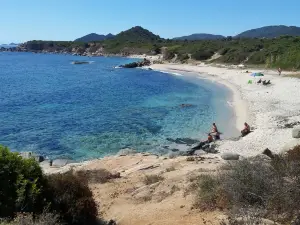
top-left (241, 122), bottom-right (251, 137)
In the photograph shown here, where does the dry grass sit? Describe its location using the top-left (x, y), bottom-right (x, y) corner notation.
top-left (76, 168), bottom-right (118, 184)
top-left (3, 212), bottom-right (62, 225)
top-left (194, 145), bottom-right (300, 223)
top-left (165, 166), bottom-right (176, 172)
top-left (143, 174), bottom-right (164, 185)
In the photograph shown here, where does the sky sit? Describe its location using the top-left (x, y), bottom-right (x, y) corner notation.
top-left (1, 0), bottom-right (300, 43)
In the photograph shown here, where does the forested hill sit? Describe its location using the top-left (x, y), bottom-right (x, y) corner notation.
top-left (236, 25), bottom-right (300, 38)
top-left (173, 33), bottom-right (225, 40)
top-left (10, 26), bottom-right (300, 69)
top-left (74, 33), bottom-right (115, 42)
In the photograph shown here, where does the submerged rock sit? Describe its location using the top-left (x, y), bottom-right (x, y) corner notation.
top-left (180, 104), bottom-right (194, 108)
top-left (166, 138), bottom-right (198, 145)
top-left (72, 61), bottom-right (90, 64)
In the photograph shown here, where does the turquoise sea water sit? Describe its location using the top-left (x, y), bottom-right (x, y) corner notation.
top-left (0, 52), bottom-right (236, 160)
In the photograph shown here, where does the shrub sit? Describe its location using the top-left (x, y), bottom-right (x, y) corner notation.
top-left (191, 50), bottom-right (214, 61)
top-left (218, 48), bottom-right (229, 55)
top-left (220, 160), bottom-right (276, 207)
top-left (177, 53), bottom-right (189, 62)
top-left (195, 175), bottom-right (228, 210)
top-left (162, 48), bottom-right (175, 60)
top-left (0, 146), bottom-right (47, 218)
top-left (165, 166), bottom-right (176, 172)
top-left (46, 172), bottom-right (98, 225)
top-left (195, 146), bottom-right (300, 223)
top-left (11, 212), bottom-right (61, 225)
top-left (143, 174), bottom-right (164, 185)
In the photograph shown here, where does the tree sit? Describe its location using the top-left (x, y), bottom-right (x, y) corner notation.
top-left (0, 146), bottom-right (46, 218)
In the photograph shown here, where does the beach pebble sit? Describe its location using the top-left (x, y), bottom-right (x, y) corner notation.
top-left (292, 128), bottom-right (300, 138)
top-left (193, 150), bottom-right (207, 156)
top-left (221, 153), bottom-right (240, 160)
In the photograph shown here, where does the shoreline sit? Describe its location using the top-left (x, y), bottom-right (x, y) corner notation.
top-left (41, 60), bottom-right (300, 174)
top-left (149, 63), bottom-right (300, 157)
top-left (149, 65), bottom-right (249, 132)
top-left (3, 52), bottom-right (300, 172)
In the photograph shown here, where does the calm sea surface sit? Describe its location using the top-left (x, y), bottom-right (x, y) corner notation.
top-left (0, 52), bottom-right (236, 160)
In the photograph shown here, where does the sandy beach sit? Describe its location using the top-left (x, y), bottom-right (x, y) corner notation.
top-left (151, 63), bottom-right (300, 156)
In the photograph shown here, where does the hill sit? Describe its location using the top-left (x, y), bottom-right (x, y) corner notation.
top-left (75, 33), bottom-right (115, 42)
top-left (173, 33), bottom-right (225, 40)
top-left (236, 25), bottom-right (300, 38)
top-left (114, 26), bottom-right (161, 41)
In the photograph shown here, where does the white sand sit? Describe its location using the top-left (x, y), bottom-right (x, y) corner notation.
top-left (150, 63), bottom-right (300, 156)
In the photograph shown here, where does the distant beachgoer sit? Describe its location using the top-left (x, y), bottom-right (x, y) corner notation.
top-left (211, 123), bottom-right (218, 133)
top-left (188, 133), bottom-right (214, 154)
top-left (241, 122), bottom-right (251, 137)
top-left (278, 68), bottom-right (282, 76)
top-left (210, 123), bottom-right (220, 140)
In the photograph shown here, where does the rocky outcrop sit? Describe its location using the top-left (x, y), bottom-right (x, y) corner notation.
top-left (19, 151), bottom-right (45, 162)
top-left (292, 128), bottom-right (300, 138)
top-left (221, 153), bottom-right (240, 160)
top-left (120, 59), bottom-right (151, 68)
top-left (51, 159), bottom-right (74, 167)
top-left (72, 61), bottom-right (90, 64)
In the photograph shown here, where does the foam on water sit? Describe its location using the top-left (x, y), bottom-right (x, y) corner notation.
top-left (0, 53), bottom-right (235, 160)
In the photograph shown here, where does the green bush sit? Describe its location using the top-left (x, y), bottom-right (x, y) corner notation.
top-left (0, 146), bottom-right (47, 218)
top-left (191, 50), bottom-right (214, 60)
top-left (0, 146), bottom-right (99, 225)
top-left (177, 53), bottom-right (189, 62)
top-left (46, 172), bottom-right (98, 225)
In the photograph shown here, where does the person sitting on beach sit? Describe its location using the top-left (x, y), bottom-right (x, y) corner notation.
top-left (241, 122), bottom-right (251, 137)
top-left (188, 133), bottom-right (214, 154)
top-left (210, 123), bottom-right (220, 140)
top-left (257, 78), bottom-right (262, 84)
top-left (207, 133), bottom-right (213, 143)
top-left (211, 123), bottom-right (218, 133)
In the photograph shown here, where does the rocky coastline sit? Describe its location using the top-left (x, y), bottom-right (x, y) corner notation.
top-left (0, 43), bottom-right (140, 57)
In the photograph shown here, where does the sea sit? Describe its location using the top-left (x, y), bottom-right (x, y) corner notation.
top-left (0, 52), bottom-right (237, 161)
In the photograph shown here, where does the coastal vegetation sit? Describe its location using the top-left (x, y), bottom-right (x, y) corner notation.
top-left (11, 26), bottom-right (300, 69)
top-left (0, 145), bottom-right (100, 225)
top-left (193, 145), bottom-right (300, 224)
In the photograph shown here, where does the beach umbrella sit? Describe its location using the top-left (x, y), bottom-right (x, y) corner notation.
top-left (250, 72), bottom-right (264, 77)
